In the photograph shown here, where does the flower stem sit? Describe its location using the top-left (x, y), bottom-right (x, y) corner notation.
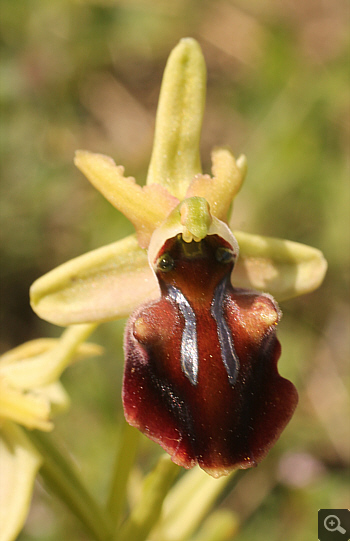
top-left (106, 419), bottom-right (140, 528)
top-left (154, 467), bottom-right (241, 541)
top-left (28, 430), bottom-right (114, 541)
top-left (117, 454), bottom-right (180, 541)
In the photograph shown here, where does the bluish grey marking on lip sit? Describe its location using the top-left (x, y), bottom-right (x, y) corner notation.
top-left (211, 276), bottom-right (240, 385)
top-left (168, 285), bottom-right (199, 386)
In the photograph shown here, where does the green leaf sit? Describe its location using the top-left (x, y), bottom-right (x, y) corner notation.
top-left (28, 431), bottom-right (113, 541)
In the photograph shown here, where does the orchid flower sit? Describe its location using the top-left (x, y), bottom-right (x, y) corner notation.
top-left (0, 324), bottom-right (100, 541)
top-left (30, 38), bottom-right (327, 478)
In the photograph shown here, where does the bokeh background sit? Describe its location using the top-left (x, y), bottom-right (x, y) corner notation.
top-left (1, 1), bottom-right (349, 540)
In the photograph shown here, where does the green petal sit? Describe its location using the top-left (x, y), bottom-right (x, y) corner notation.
top-left (0, 381), bottom-right (52, 431)
top-left (186, 148), bottom-right (247, 221)
top-left (146, 38), bottom-right (206, 200)
top-left (0, 339), bottom-right (61, 367)
top-left (0, 338), bottom-right (103, 368)
top-left (30, 234), bottom-right (159, 326)
top-left (37, 382), bottom-right (70, 416)
top-left (74, 151), bottom-right (178, 248)
top-left (1, 325), bottom-right (98, 390)
top-left (233, 231), bottom-right (328, 300)
top-left (0, 422), bottom-right (42, 541)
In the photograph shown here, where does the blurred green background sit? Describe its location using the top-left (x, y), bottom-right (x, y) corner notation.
top-left (1, 0), bottom-right (349, 540)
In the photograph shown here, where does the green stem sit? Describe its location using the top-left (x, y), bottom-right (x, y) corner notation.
top-left (155, 467), bottom-right (242, 541)
top-left (28, 430), bottom-right (114, 541)
top-left (106, 419), bottom-right (140, 528)
top-left (117, 455), bottom-right (180, 541)
top-left (191, 510), bottom-right (239, 541)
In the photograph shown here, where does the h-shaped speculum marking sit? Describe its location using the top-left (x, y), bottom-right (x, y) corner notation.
top-left (167, 277), bottom-right (239, 387)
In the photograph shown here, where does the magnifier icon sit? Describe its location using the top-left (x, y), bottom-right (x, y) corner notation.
top-left (324, 515), bottom-right (346, 534)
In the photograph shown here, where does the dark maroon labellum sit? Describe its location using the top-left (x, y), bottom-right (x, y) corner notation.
top-left (123, 234), bottom-right (298, 477)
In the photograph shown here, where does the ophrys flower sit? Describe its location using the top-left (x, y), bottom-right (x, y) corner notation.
top-left (0, 324), bottom-right (100, 541)
top-left (30, 38), bottom-right (327, 477)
